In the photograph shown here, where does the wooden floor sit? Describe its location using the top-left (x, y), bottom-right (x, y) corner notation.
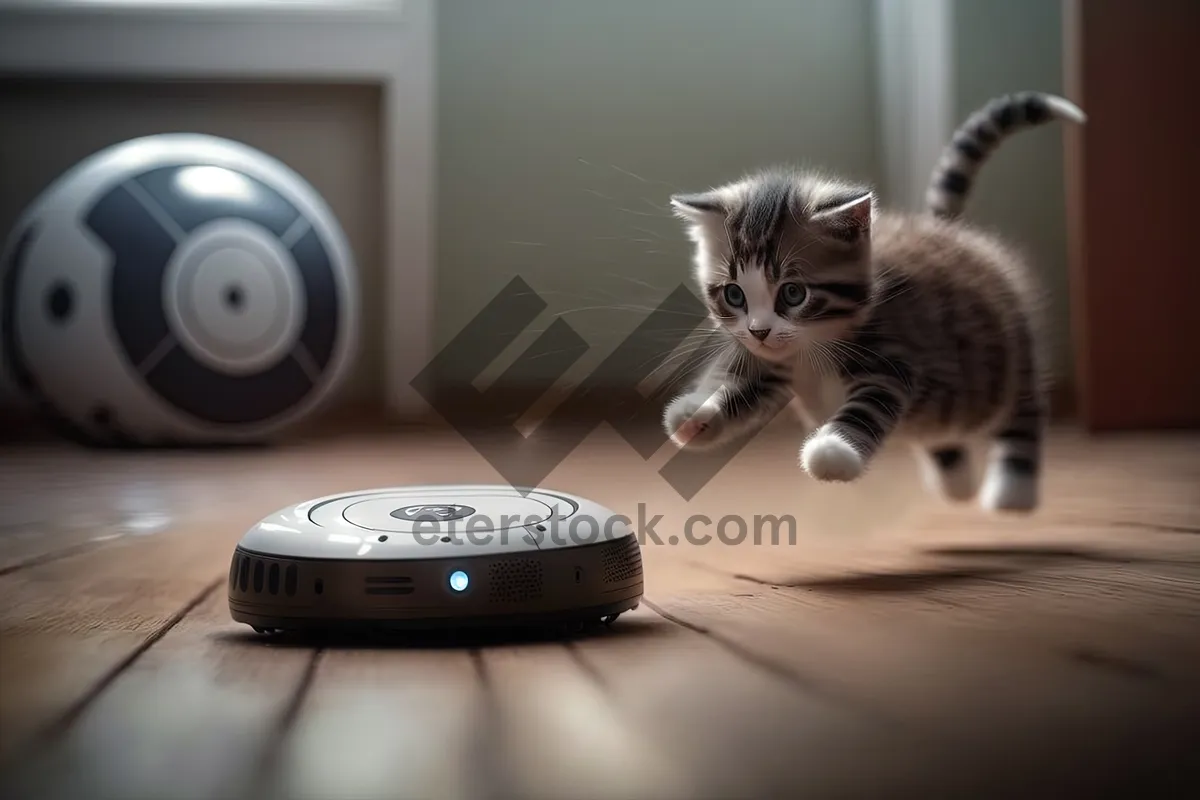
top-left (1, 417), bottom-right (1199, 799)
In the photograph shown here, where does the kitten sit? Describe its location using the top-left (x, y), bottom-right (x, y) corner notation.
top-left (661, 91), bottom-right (1085, 513)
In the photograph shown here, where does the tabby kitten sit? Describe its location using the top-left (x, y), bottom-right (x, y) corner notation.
top-left (662, 92), bottom-right (1085, 513)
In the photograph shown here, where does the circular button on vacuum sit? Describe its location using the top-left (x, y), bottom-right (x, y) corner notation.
top-left (341, 494), bottom-right (552, 533)
top-left (390, 504), bottom-right (477, 523)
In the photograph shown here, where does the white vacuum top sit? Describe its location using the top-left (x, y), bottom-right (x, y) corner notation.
top-left (237, 484), bottom-right (635, 560)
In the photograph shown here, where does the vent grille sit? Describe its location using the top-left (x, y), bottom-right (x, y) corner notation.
top-left (229, 553), bottom-right (304, 598)
top-left (365, 576), bottom-right (414, 596)
top-left (488, 558), bottom-right (544, 603)
top-left (600, 536), bottom-right (642, 584)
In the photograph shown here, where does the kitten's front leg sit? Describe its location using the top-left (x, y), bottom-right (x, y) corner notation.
top-left (801, 377), bottom-right (910, 482)
top-left (663, 353), bottom-right (791, 451)
top-left (664, 390), bottom-right (729, 449)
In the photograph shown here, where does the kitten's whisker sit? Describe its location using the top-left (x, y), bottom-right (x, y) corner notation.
top-left (606, 163), bottom-right (684, 192)
top-left (514, 346), bottom-right (594, 363)
top-left (634, 340), bottom-right (727, 372)
top-left (641, 198), bottom-right (673, 213)
top-left (550, 304), bottom-right (705, 318)
top-left (632, 226), bottom-right (666, 240)
top-left (618, 206), bottom-right (667, 218)
top-left (636, 342), bottom-right (729, 380)
top-left (609, 164), bottom-right (651, 184)
top-left (601, 273), bottom-right (669, 292)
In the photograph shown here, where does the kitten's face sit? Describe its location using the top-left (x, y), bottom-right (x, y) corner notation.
top-left (671, 170), bottom-right (875, 363)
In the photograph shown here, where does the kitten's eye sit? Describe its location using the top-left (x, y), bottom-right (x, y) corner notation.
top-left (723, 284), bottom-right (745, 308)
top-left (779, 282), bottom-right (806, 306)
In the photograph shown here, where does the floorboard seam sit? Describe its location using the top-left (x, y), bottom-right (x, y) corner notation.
top-left (467, 649), bottom-right (516, 800)
top-left (0, 538), bottom-right (118, 578)
top-left (562, 640), bottom-right (611, 693)
top-left (1105, 520), bottom-right (1200, 536)
top-left (246, 646), bottom-right (324, 798)
top-left (641, 597), bottom-right (895, 724)
top-left (680, 564), bottom-right (1190, 692)
top-left (26, 575), bottom-right (223, 750)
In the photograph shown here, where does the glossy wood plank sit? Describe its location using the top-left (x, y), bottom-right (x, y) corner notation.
top-left (0, 589), bottom-right (315, 800)
top-left (0, 524), bottom-right (235, 766)
top-left (0, 425), bottom-right (1198, 799)
top-left (257, 644), bottom-right (484, 800)
top-left (473, 634), bottom-right (694, 800)
top-left (642, 567), bottom-right (1200, 795)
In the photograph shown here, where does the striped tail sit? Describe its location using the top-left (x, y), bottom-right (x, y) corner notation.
top-left (925, 91), bottom-right (1086, 220)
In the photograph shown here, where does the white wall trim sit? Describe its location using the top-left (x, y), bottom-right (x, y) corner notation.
top-left (381, 0), bottom-right (436, 417)
top-left (872, 0), bottom-right (955, 211)
top-left (0, 0), bottom-right (436, 418)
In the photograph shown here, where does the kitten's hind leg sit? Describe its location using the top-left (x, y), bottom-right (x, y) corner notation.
top-left (979, 414), bottom-right (1042, 512)
top-left (915, 442), bottom-right (978, 502)
top-left (979, 341), bottom-right (1045, 513)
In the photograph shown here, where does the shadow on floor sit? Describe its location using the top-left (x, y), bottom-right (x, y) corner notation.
top-left (211, 611), bottom-right (668, 651)
top-left (733, 543), bottom-right (1169, 595)
top-left (921, 543), bottom-right (1150, 564)
top-left (741, 564), bottom-right (1022, 594)
top-left (1066, 646), bottom-right (1167, 683)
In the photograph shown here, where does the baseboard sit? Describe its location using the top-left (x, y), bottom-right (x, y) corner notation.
top-left (406, 379), bottom-right (1082, 429)
top-left (0, 379), bottom-right (1081, 447)
top-left (0, 399), bottom-right (420, 446)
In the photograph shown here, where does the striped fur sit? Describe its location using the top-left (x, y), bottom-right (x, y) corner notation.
top-left (663, 92), bottom-right (1085, 514)
top-left (926, 91), bottom-right (1086, 220)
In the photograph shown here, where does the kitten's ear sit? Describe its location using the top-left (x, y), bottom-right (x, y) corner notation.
top-left (670, 191), bottom-right (727, 223)
top-left (810, 192), bottom-right (873, 243)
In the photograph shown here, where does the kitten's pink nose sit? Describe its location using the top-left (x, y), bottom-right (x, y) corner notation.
top-left (749, 327), bottom-right (771, 341)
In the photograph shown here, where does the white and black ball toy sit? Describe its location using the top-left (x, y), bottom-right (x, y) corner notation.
top-left (0, 134), bottom-right (359, 445)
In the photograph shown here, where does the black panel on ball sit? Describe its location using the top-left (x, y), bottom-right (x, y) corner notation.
top-left (290, 226), bottom-right (339, 371)
top-left (147, 347), bottom-right (313, 425)
top-left (134, 165), bottom-right (300, 237)
top-left (1, 224), bottom-right (40, 394)
top-left (85, 184), bottom-right (176, 366)
top-left (83, 162), bottom-right (347, 429)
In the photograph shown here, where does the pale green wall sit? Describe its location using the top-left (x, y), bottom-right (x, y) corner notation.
top-left (435, 0), bottom-right (1071, 386)
top-left (950, 0), bottom-right (1071, 380)
top-left (435, 0), bottom-right (880, 384)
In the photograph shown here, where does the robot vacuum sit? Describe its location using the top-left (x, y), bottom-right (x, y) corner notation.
top-left (228, 485), bottom-right (644, 633)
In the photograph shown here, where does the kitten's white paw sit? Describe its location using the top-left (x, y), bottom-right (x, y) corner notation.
top-left (979, 472), bottom-right (1038, 513)
top-left (664, 394), bottom-right (723, 450)
top-left (801, 429), bottom-right (864, 482)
